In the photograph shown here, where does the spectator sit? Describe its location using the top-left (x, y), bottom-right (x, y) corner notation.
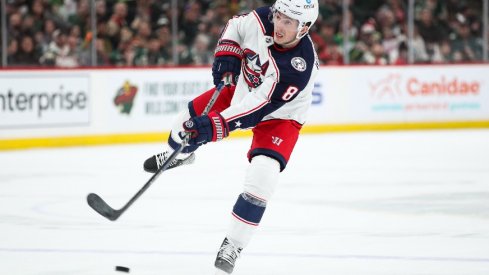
top-left (122, 44), bottom-right (136, 66)
top-left (393, 41), bottom-right (408, 64)
top-left (8, 12), bottom-right (23, 40)
top-left (57, 0), bottom-right (77, 21)
top-left (416, 8), bottom-right (445, 44)
top-left (176, 44), bottom-right (193, 65)
top-left (133, 19), bottom-right (152, 47)
top-left (180, 1), bottom-right (202, 46)
top-left (191, 33), bottom-right (213, 65)
top-left (132, 39), bottom-right (149, 66)
top-left (451, 21), bottom-right (482, 62)
top-left (385, 0), bottom-right (406, 24)
top-left (40, 29), bottom-right (67, 66)
top-left (30, 0), bottom-right (46, 34)
top-left (38, 19), bottom-right (57, 53)
top-left (155, 24), bottom-right (173, 64)
top-left (2, 0), bottom-right (487, 67)
top-left (363, 42), bottom-right (388, 65)
top-left (21, 15), bottom-right (35, 36)
top-left (410, 26), bottom-right (430, 63)
top-left (350, 20), bottom-right (381, 63)
top-left (6, 39), bottom-right (19, 65)
top-left (56, 35), bottom-right (80, 67)
top-left (324, 44), bottom-right (344, 65)
top-left (68, 0), bottom-right (90, 35)
top-left (147, 35), bottom-right (168, 65)
top-left (319, 0), bottom-right (341, 25)
top-left (210, 0), bottom-right (233, 26)
top-left (96, 0), bottom-right (110, 23)
top-left (11, 35), bottom-right (41, 66)
top-left (381, 27), bottom-right (403, 63)
top-left (350, 0), bottom-right (385, 25)
top-left (95, 36), bottom-right (112, 66)
top-left (116, 26), bottom-right (134, 57)
top-left (436, 40), bottom-right (454, 63)
top-left (207, 21), bottom-right (225, 49)
top-left (376, 5), bottom-right (401, 36)
top-left (313, 21), bottom-right (344, 65)
top-left (106, 2), bottom-right (128, 48)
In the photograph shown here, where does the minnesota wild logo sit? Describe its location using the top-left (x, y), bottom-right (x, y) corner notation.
top-left (114, 81), bottom-right (138, 114)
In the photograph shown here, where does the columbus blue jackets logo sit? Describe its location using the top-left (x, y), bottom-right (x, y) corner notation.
top-left (243, 49), bottom-right (269, 88)
top-left (291, 57), bottom-right (307, 72)
top-left (114, 80), bottom-right (138, 114)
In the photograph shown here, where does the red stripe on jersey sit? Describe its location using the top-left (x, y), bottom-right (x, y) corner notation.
top-left (268, 48), bottom-right (280, 82)
top-left (220, 21), bottom-right (230, 39)
top-left (273, 42), bottom-right (300, 52)
top-left (252, 11), bottom-right (266, 35)
top-left (227, 82), bottom-right (276, 121)
top-left (266, 81), bottom-right (277, 100)
top-left (232, 212), bottom-right (259, 226)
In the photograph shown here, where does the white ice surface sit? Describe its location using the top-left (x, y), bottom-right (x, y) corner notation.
top-left (1, 130), bottom-right (489, 275)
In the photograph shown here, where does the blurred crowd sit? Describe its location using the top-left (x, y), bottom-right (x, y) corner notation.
top-left (1, 0), bottom-right (487, 67)
top-left (313, 0), bottom-right (486, 65)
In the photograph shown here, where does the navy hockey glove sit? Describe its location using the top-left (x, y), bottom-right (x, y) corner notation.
top-left (182, 111), bottom-right (229, 146)
top-left (212, 40), bottom-right (243, 86)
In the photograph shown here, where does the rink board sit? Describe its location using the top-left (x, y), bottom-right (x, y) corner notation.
top-left (1, 65), bottom-right (489, 150)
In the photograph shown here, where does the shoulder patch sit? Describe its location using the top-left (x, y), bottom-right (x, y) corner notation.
top-left (291, 57), bottom-right (307, 72)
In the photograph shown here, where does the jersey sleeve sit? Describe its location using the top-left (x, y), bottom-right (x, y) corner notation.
top-left (218, 13), bottom-right (255, 47)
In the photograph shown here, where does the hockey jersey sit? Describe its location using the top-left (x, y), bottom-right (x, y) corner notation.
top-left (219, 6), bottom-right (319, 131)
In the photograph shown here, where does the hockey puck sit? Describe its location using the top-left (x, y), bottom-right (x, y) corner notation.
top-left (115, 266), bottom-right (130, 273)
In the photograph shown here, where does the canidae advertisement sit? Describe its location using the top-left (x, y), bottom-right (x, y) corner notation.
top-left (352, 66), bottom-right (488, 122)
top-left (308, 65), bottom-right (489, 124)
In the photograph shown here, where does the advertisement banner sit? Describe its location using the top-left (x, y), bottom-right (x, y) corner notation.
top-left (0, 73), bottom-right (90, 128)
top-left (348, 66), bottom-right (489, 122)
top-left (308, 66), bottom-right (489, 124)
top-left (1, 66), bottom-right (488, 148)
top-left (94, 69), bottom-right (213, 132)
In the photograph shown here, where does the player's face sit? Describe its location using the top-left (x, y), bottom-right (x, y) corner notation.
top-left (272, 11), bottom-right (300, 47)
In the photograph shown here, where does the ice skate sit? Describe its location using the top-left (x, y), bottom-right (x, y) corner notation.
top-left (214, 237), bottom-right (243, 274)
top-left (143, 150), bottom-right (195, 173)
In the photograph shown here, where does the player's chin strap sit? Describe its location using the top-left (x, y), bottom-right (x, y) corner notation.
top-left (87, 77), bottom-right (233, 222)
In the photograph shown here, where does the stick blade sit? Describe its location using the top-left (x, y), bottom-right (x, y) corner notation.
top-left (86, 193), bottom-right (120, 221)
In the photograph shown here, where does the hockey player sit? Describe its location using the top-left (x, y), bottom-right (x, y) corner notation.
top-left (144, 0), bottom-right (319, 273)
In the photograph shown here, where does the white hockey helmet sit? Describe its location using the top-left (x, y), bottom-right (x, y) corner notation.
top-left (272, 0), bottom-right (319, 39)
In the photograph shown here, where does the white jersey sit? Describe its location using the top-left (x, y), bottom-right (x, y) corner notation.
top-left (218, 6), bottom-right (319, 131)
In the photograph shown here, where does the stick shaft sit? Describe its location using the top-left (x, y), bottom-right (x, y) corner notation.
top-left (94, 83), bottom-right (226, 220)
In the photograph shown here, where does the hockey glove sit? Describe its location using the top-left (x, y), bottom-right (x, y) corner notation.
top-left (212, 40), bottom-right (243, 86)
top-left (182, 111), bottom-right (229, 146)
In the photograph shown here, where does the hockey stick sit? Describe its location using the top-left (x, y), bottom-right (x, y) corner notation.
top-left (87, 80), bottom-right (229, 221)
